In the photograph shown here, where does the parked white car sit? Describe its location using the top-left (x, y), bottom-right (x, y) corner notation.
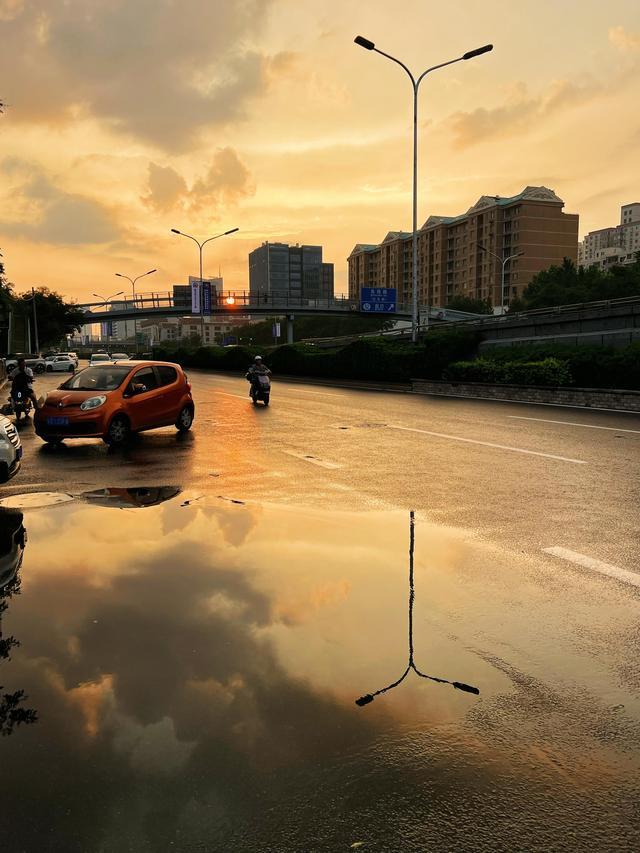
top-left (5, 354), bottom-right (46, 376)
top-left (90, 353), bottom-right (114, 365)
top-left (110, 352), bottom-right (130, 361)
top-left (45, 355), bottom-right (76, 373)
top-left (0, 415), bottom-right (22, 482)
top-left (64, 352), bottom-right (79, 367)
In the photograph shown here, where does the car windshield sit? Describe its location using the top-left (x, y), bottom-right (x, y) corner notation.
top-left (60, 366), bottom-right (131, 391)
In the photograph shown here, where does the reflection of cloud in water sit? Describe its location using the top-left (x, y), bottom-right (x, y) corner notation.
top-left (2, 501), bottom-right (638, 851)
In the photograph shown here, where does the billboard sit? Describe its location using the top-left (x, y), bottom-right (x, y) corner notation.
top-left (201, 281), bottom-right (212, 316)
top-left (191, 280), bottom-right (201, 315)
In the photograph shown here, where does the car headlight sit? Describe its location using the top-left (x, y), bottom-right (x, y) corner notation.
top-left (80, 395), bottom-right (107, 411)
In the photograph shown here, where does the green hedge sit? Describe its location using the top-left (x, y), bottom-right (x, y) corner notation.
top-left (154, 329), bottom-right (480, 384)
top-left (480, 342), bottom-right (640, 390)
top-left (444, 357), bottom-right (572, 386)
top-left (152, 333), bottom-right (639, 390)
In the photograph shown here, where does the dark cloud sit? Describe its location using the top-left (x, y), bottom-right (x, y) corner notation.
top-left (0, 506), bottom-right (379, 850)
top-left (0, 0), bottom-right (282, 151)
top-left (143, 147), bottom-right (254, 213)
top-left (189, 147), bottom-right (254, 211)
top-left (447, 79), bottom-right (601, 149)
top-left (142, 163), bottom-right (188, 212)
top-left (0, 166), bottom-right (120, 245)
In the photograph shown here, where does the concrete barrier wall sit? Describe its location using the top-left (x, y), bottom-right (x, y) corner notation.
top-left (411, 379), bottom-right (640, 412)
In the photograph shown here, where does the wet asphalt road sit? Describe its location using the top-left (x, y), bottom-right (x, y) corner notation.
top-left (6, 363), bottom-right (640, 568)
top-left (2, 363), bottom-right (640, 851)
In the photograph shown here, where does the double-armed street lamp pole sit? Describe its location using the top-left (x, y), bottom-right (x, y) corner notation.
top-left (115, 269), bottom-right (156, 350)
top-left (93, 290), bottom-right (124, 349)
top-left (171, 228), bottom-right (239, 343)
top-left (477, 243), bottom-right (524, 314)
top-left (354, 36), bottom-right (493, 343)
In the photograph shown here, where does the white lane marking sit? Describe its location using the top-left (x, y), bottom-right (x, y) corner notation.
top-left (543, 547), bottom-right (640, 589)
top-left (508, 415), bottom-right (640, 435)
top-left (280, 388), bottom-right (348, 399)
top-left (213, 390), bottom-right (252, 401)
top-left (387, 424), bottom-right (587, 464)
top-left (282, 450), bottom-right (342, 469)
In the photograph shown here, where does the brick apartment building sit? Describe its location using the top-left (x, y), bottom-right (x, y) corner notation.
top-left (348, 186), bottom-right (579, 310)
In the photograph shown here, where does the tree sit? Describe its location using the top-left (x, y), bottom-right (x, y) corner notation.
top-left (445, 295), bottom-right (493, 315)
top-left (513, 257), bottom-right (640, 311)
top-left (17, 287), bottom-right (84, 349)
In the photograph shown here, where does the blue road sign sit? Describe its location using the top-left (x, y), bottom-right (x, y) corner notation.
top-left (361, 287), bottom-right (396, 313)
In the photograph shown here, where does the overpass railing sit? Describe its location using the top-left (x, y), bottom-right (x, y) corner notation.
top-left (446, 294), bottom-right (640, 327)
top-left (80, 291), bottom-right (407, 315)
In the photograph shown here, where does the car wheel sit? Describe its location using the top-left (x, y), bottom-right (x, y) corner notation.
top-left (36, 364), bottom-right (45, 374)
top-left (46, 365), bottom-right (53, 372)
top-left (176, 406), bottom-right (193, 433)
top-left (104, 414), bottom-right (131, 446)
top-left (68, 365), bottom-right (74, 372)
top-left (0, 462), bottom-right (8, 483)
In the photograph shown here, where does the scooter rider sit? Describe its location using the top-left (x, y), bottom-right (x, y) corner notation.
top-left (11, 359), bottom-right (37, 408)
top-left (246, 356), bottom-right (271, 396)
top-left (246, 355), bottom-right (271, 379)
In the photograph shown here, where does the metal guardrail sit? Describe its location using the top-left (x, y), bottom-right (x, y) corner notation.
top-left (445, 294), bottom-right (640, 327)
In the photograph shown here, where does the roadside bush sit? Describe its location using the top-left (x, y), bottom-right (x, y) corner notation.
top-left (444, 357), bottom-right (572, 387)
top-left (480, 342), bottom-right (640, 389)
top-left (417, 328), bottom-right (481, 379)
top-left (152, 330), bottom-right (639, 390)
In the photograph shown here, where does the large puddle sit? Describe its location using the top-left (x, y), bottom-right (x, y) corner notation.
top-left (1, 492), bottom-right (638, 852)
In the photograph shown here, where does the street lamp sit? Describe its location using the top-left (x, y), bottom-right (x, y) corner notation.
top-left (477, 244), bottom-right (524, 314)
top-left (354, 36), bottom-right (493, 342)
top-left (171, 227), bottom-right (239, 343)
top-left (115, 269), bottom-right (156, 350)
top-left (93, 290), bottom-right (124, 349)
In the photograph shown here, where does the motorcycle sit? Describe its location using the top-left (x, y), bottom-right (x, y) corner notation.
top-left (6, 390), bottom-right (33, 422)
top-left (246, 372), bottom-right (271, 406)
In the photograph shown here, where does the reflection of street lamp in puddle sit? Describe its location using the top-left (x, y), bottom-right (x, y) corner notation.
top-left (356, 511), bottom-right (479, 707)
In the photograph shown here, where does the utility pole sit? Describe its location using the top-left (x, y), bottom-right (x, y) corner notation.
top-left (354, 36), bottom-right (493, 342)
top-left (32, 287), bottom-right (40, 354)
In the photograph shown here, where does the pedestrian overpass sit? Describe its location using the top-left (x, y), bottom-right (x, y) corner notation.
top-left (79, 291), bottom-right (480, 328)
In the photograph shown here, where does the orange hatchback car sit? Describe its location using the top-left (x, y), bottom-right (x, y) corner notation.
top-left (35, 361), bottom-right (195, 445)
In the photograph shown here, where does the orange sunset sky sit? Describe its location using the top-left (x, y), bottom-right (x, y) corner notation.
top-left (1, 0), bottom-right (639, 304)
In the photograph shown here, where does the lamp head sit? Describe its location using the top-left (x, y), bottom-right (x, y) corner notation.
top-left (354, 35), bottom-right (375, 50)
top-left (170, 228), bottom-right (181, 234)
top-left (355, 694), bottom-right (374, 706)
top-left (463, 44), bottom-right (493, 60)
top-left (147, 268), bottom-right (157, 274)
top-left (225, 228), bottom-right (239, 236)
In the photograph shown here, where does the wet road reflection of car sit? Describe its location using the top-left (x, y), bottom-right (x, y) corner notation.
top-left (0, 494), bottom-right (638, 852)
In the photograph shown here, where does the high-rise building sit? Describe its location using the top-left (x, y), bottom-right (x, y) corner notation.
top-left (248, 242), bottom-right (334, 302)
top-left (578, 203), bottom-right (640, 270)
top-left (173, 277), bottom-right (223, 310)
top-left (348, 186), bottom-right (578, 310)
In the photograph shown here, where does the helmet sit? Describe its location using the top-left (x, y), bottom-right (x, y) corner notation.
top-left (254, 356), bottom-right (262, 362)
